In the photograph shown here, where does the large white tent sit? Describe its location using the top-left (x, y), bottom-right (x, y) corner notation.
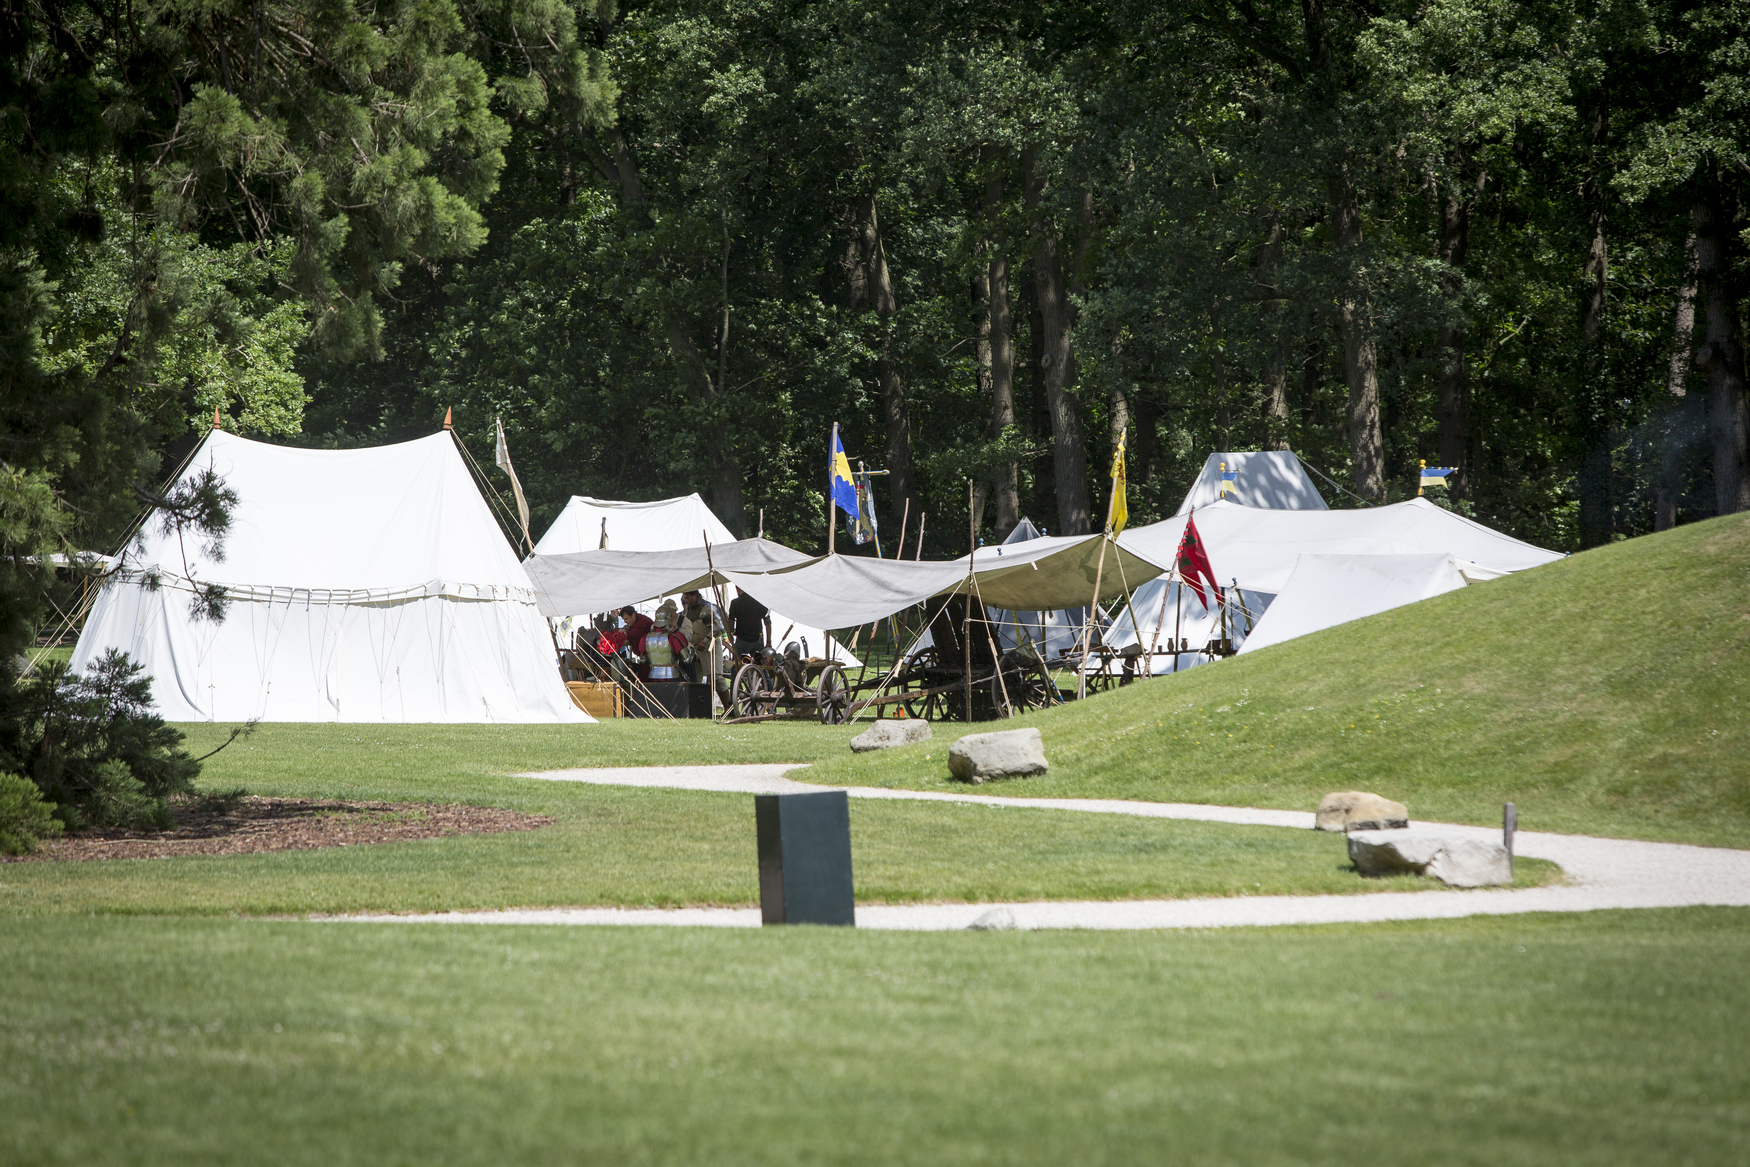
top-left (1236, 553), bottom-right (1474, 655)
top-left (72, 430), bottom-right (589, 724)
top-left (1177, 451), bottom-right (1329, 514)
top-left (533, 494), bottom-right (734, 555)
top-left (1104, 496), bottom-right (1562, 670)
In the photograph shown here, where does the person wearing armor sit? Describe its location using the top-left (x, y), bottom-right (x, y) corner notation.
top-left (644, 602), bottom-right (690, 681)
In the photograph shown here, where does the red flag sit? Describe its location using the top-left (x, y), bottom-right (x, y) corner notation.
top-left (1175, 509), bottom-right (1223, 610)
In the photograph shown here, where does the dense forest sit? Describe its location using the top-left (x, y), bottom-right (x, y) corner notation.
top-left (5, 0), bottom-right (1749, 637)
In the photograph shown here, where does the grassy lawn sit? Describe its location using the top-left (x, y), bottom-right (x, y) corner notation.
top-left (807, 512), bottom-right (1750, 848)
top-left (0, 777), bottom-right (1556, 916)
top-left (2, 908), bottom-right (1745, 1166)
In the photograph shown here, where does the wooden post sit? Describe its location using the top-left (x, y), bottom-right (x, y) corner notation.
top-left (758, 508), bottom-right (764, 539)
top-left (965, 480), bottom-right (975, 724)
top-left (896, 498), bottom-right (911, 562)
top-left (1504, 802), bottom-right (1517, 876)
top-left (1075, 470), bottom-right (1121, 698)
top-left (914, 513), bottom-right (926, 559)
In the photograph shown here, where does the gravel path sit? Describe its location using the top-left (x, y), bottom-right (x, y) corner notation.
top-left (339, 764), bottom-right (1750, 931)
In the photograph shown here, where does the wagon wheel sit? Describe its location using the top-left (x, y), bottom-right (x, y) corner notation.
top-left (730, 662), bottom-right (776, 719)
top-left (991, 657), bottom-right (1054, 719)
top-left (816, 664), bottom-right (850, 725)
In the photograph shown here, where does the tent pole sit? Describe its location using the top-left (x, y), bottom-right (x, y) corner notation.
top-left (1075, 536), bottom-right (1109, 700)
top-left (895, 498), bottom-right (911, 562)
top-left (1145, 567), bottom-right (1174, 670)
top-left (1173, 576), bottom-right (1183, 673)
top-left (972, 573), bottom-right (1012, 717)
top-left (1111, 549), bottom-right (1145, 683)
top-left (703, 531), bottom-right (731, 720)
top-left (914, 513), bottom-right (926, 559)
top-left (964, 479), bottom-right (975, 724)
top-left (827, 423), bottom-right (838, 557)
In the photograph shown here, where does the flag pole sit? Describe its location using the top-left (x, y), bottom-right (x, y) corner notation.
top-left (827, 423), bottom-right (838, 556)
top-left (1075, 450), bottom-right (1122, 700)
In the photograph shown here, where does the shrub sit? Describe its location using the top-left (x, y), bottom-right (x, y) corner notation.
top-left (0, 769), bottom-right (61, 855)
top-left (1, 650), bottom-right (199, 830)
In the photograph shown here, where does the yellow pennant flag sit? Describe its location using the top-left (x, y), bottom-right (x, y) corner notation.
top-left (1108, 432), bottom-right (1128, 534)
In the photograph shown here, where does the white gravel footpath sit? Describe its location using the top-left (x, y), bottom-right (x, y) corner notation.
top-left (336, 764), bottom-right (1750, 932)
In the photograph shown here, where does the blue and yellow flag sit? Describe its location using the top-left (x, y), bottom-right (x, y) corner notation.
top-left (830, 427), bottom-right (859, 517)
top-left (1418, 460), bottom-right (1455, 494)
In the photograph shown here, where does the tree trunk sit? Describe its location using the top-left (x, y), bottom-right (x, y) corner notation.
top-left (1023, 147), bottom-right (1091, 535)
top-left (1575, 101), bottom-right (1613, 547)
top-left (1436, 171), bottom-right (1479, 494)
top-left (1656, 230), bottom-right (1699, 531)
top-left (984, 146), bottom-right (1019, 536)
top-left (1328, 172), bottom-right (1383, 500)
top-left (1257, 214), bottom-right (1290, 450)
top-left (1693, 196), bottom-right (1750, 515)
top-left (846, 195), bottom-right (915, 530)
top-left (1210, 302), bottom-right (1231, 441)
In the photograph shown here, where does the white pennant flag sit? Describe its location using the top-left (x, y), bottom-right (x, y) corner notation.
top-left (495, 415), bottom-right (532, 552)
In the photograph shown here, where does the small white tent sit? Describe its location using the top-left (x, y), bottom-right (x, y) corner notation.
top-left (1236, 553), bottom-right (1472, 654)
top-left (72, 430), bottom-right (588, 723)
top-left (533, 494), bottom-right (734, 555)
top-left (1177, 451), bottom-right (1328, 514)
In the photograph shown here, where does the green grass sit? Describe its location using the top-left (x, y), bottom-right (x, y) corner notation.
top-left (0, 778), bottom-right (1556, 916)
top-left (3, 908), bottom-right (1745, 1166)
top-left (808, 512), bottom-right (1750, 847)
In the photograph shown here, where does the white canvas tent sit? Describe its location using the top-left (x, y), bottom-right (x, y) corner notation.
top-left (533, 494), bottom-right (734, 555)
top-left (1177, 451), bottom-right (1328, 514)
top-left (72, 430), bottom-right (589, 723)
top-left (1237, 553), bottom-right (1473, 655)
top-left (1106, 497), bottom-right (1560, 669)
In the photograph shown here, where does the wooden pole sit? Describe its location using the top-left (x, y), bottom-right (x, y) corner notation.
top-left (1172, 575), bottom-right (1183, 672)
top-left (896, 498), bottom-right (911, 562)
top-left (1075, 465), bottom-right (1121, 699)
top-left (758, 508), bottom-right (764, 539)
top-left (703, 531), bottom-right (732, 720)
top-left (965, 480), bottom-right (975, 723)
top-left (827, 423), bottom-right (839, 556)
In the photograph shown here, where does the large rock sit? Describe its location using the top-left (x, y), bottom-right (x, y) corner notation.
top-left (947, 728), bottom-right (1048, 784)
top-left (1315, 791), bottom-right (1409, 832)
top-left (1347, 829), bottom-right (1512, 888)
top-left (849, 718), bottom-right (932, 753)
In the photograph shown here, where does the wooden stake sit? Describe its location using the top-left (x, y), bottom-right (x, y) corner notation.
top-left (965, 480), bottom-right (975, 724)
top-left (896, 498), bottom-right (911, 562)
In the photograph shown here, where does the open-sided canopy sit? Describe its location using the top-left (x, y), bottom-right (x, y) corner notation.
top-left (1120, 498), bottom-right (1560, 594)
top-left (715, 534), bottom-right (1172, 631)
top-left (524, 538), bottom-right (812, 619)
top-left (533, 493), bottom-right (734, 555)
top-left (1177, 452), bottom-right (1328, 514)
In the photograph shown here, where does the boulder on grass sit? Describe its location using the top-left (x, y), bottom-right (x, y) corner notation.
top-left (1347, 829), bottom-right (1511, 888)
top-left (1315, 791), bottom-right (1409, 832)
top-left (947, 728), bottom-right (1048, 784)
top-left (849, 719), bottom-right (932, 753)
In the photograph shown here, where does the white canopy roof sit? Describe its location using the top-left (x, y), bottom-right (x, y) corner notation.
top-left (534, 494), bottom-right (735, 555)
top-left (1120, 498), bottom-right (1561, 595)
top-left (1177, 451), bottom-right (1328, 514)
top-left (73, 430), bottom-right (586, 723)
top-left (1237, 553), bottom-right (1470, 654)
top-left (525, 539), bottom-right (814, 618)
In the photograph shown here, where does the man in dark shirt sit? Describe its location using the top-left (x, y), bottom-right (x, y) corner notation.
top-left (618, 606), bottom-right (655, 681)
top-left (728, 588), bottom-right (770, 660)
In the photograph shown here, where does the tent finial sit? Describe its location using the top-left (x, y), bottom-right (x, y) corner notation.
top-left (212, 407), bottom-right (222, 431)
top-left (443, 406), bottom-right (453, 431)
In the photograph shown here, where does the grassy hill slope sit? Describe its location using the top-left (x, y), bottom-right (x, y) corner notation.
top-left (809, 512), bottom-right (1750, 846)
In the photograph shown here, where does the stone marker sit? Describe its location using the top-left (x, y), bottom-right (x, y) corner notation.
top-left (849, 718), bottom-right (933, 753)
top-left (1315, 790), bottom-right (1410, 832)
top-left (947, 727), bottom-right (1048, 784)
top-left (967, 907), bottom-right (1018, 931)
top-left (1347, 829), bottom-right (1512, 888)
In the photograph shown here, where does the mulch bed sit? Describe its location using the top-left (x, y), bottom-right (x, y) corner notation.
top-left (4, 797), bottom-right (554, 863)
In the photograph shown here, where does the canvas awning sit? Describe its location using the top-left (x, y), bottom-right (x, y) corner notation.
top-left (717, 534), bottom-right (1172, 631)
top-left (1236, 553), bottom-right (1471, 654)
top-left (524, 538), bottom-right (812, 618)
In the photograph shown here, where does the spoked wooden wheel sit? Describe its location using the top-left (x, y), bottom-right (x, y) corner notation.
top-left (991, 658), bottom-right (1054, 718)
top-left (730, 662), bottom-right (776, 719)
top-left (815, 664), bottom-right (850, 724)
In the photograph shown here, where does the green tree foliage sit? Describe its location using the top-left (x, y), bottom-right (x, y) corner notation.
top-left (0, 769), bottom-right (61, 855)
top-left (0, 651), bottom-right (199, 830)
